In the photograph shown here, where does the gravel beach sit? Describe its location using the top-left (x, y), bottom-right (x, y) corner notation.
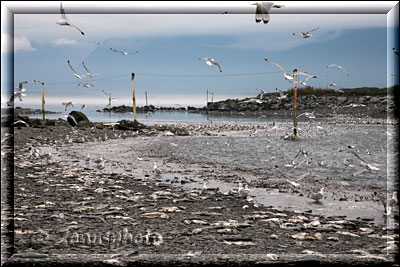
top-left (2, 114), bottom-right (399, 266)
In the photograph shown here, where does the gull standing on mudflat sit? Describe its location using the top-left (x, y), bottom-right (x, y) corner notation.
top-left (67, 60), bottom-right (86, 79)
top-left (264, 59), bottom-right (293, 81)
top-left (56, 3), bottom-right (85, 35)
top-left (110, 48), bottom-right (138, 55)
top-left (310, 188), bottom-right (324, 202)
top-left (199, 57), bottom-right (222, 72)
top-left (327, 64), bottom-right (349, 76)
top-left (82, 62), bottom-right (97, 78)
top-left (293, 28), bottom-right (319, 38)
top-left (256, 89), bottom-right (266, 99)
top-left (252, 2), bottom-right (284, 24)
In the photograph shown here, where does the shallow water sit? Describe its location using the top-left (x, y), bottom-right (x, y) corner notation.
top-left (42, 120), bottom-right (396, 226)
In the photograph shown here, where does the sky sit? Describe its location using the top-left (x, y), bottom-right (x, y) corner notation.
top-left (1, 1), bottom-right (399, 109)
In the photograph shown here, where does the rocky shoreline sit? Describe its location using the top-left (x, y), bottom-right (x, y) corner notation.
top-left (2, 112), bottom-right (399, 266)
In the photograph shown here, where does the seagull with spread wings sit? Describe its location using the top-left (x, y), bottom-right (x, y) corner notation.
top-left (110, 48), bottom-right (138, 55)
top-left (327, 64), bottom-right (349, 76)
top-left (82, 62), bottom-right (97, 78)
top-left (56, 3), bottom-right (85, 35)
top-left (199, 57), bottom-right (223, 72)
top-left (265, 59), bottom-right (293, 81)
top-left (252, 2), bottom-right (284, 24)
top-left (67, 60), bottom-right (86, 79)
top-left (293, 27), bottom-right (319, 38)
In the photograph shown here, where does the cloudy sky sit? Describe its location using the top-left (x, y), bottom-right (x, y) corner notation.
top-left (1, 1), bottom-right (398, 109)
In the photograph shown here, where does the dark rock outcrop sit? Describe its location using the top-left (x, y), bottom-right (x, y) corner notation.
top-left (67, 111), bottom-right (91, 127)
top-left (115, 120), bottom-right (147, 131)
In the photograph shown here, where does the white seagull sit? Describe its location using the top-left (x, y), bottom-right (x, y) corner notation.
top-left (56, 3), bottom-right (85, 35)
top-left (327, 64), bottom-right (349, 76)
top-left (15, 81), bottom-right (28, 92)
top-left (264, 58), bottom-right (293, 81)
top-left (256, 88), bottom-right (266, 99)
top-left (276, 88), bottom-right (288, 99)
top-left (153, 162), bottom-right (162, 176)
top-left (293, 28), bottom-right (319, 39)
top-left (252, 2), bottom-right (284, 24)
top-left (297, 72), bottom-right (317, 85)
top-left (310, 188), bottom-right (324, 202)
top-left (61, 101), bottom-right (74, 111)
top-left (110, 48), bottom-right (138, 55)
top-left (326, 82), bottom-right (336, 89)
top-left (6, 91), bottom-right (26, 106)
top-left (82, 62), bottom-right (97, 78)
top-left (199, 57), bottom-right (222, 72)
top-left (78, 82), bottom-right (94, 88)
top-left (67, 60), bottom-right (86, 79)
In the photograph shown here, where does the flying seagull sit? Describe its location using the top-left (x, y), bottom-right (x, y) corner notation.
top-left (82, 62), bottom-right (97, 78)
top-left (56, 3), bottom-right (85, 35)
top-left (264, 58), bottom-right (293, 81)
top-left (78, 82), bottom-right (94, 88)
top-left (61, 101), bottom-right (74, 111)
top-left (67, 60), bottom-right (86, 79)
top-left (95, 41), bottom-right (103, 46)
top-left (6, 91), bottom-right (26, 106)
top-left (275, 88), bottom-right (288, 99)
top-left (326, 82), bottom-right (336, 89)
top-left (110, 48), bottom-right (138, 55)
top-left (327, 64), bottom-right (349, 76)
top-left (199, 57), bottom-right (222, 72)
top-left (252, 2), bottom-right (284, 24)
top-left (293, 28), bottom-right (319, 38)
top-left (15, 81), bottom-right (28, 92)
top-left (393, 48), bottom-right (399, 56)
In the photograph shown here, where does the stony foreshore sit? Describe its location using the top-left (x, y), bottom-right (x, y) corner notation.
top-left (1, 111), bottom-right (399, 266)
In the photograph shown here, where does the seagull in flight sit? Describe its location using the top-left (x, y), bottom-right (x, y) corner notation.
top-left (293, 27), bottom-right (319, 38)
top-left (67, 60), bottom-right (86, 79)
top-left (326, 82), bottom-right (336, 89)
top-left (199, 57), bottom-right (222, 72)
top-left (276, 88), bottom-right (288, 99)
top-left (110, 48), bottom-right (138, 55)
top-left (252, 2), bottom-right (284, 24)
top-left (264, 59), bottom-right (294, 81)
top-left (297, 72), bottom-right (317, 85)
top-left (56, 3), bottom-right (85, 35)
top-left (61, 101), bottom-right (74, 111)
top-left (95, 41), bottom-right (103, 46)
top-left (327, 64), bottom-right (349, 76)
top-left (393, 48), bottom-right (399, 56)
top-left (78, 82), bottom-right (94, 88)
top-left (82, 62), bottom-right (97, 78)
top-left (15, 81), bottom-right (28, 92)
top-left (6, 91), bottom-right (26, 106)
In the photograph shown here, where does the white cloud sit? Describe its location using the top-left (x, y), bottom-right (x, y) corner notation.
top-left (14, 36), bottom-right (36, 52)
top-left (51, 38), bottom-right (79, 46)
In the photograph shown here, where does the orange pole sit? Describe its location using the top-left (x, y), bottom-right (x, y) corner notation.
top-left (132, 73), bottom-right (136, 121)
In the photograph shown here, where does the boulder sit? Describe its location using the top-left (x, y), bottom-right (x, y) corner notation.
top-left (115, 120), bottom-right (147, 131)
top-left (67, 111), bottom-right (91, 127)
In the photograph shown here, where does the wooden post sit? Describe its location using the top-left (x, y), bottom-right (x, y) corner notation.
top-left (210, 93), bottom-right (214, 103)
top-left (41, 83), bottom-right (45, 120)
top-left (293, 69), bottom-right (298, 141)
top-left (132, 73), bottom-right (136, 121)
top-left (145, 91), bottom-right (148, 107)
